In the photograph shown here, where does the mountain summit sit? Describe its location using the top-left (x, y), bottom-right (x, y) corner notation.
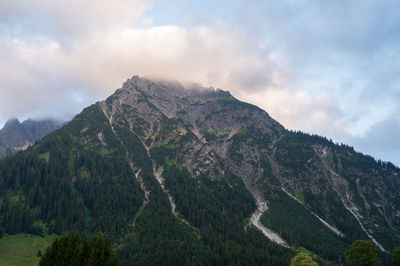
top-left (0, 76), bottom-right (399, 265)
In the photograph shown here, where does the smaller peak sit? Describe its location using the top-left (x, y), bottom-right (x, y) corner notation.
top-left (6, 117), bottom-right (19, 123)
top-left (3, 117), bottom-right (21, 129)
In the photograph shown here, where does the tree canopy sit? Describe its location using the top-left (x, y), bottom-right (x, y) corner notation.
top-left (346, 240), bottom-right (380, 266)
top-left (39, 231), bottom-right (118, 266)
top-left (290, 253), bottom-right (318, 266)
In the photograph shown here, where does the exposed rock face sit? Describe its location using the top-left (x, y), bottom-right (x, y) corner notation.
top-left (98, 76), bottom-right (400, 251)
top-left (0, 118), bottom-right (63, 157)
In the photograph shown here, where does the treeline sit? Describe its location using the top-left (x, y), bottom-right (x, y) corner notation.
top-left (286, 129), bottom-right (399, 171)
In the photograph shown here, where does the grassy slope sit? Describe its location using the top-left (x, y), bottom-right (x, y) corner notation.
top-left (0, 234), bottom-right (57, 266)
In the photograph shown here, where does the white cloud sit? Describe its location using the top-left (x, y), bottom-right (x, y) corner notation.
top-left (0, 0), bottom-right (152, 34)
top-left (239, 88), bottom-right (349, 137)
top-left (66, 25), bottom-right (287, 92)
top-left (0, 17), bottom-right (366, 148)
top-left (0, 23), bottom-right (290, 124)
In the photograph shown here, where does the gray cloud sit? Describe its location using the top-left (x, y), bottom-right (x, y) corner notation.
top-left (347, 112), bottom-right (400, 166)
top-left (238, 1), bottom-right (400, 137)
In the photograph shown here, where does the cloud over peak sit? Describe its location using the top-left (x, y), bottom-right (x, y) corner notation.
top-left (0, 0), bottom-right (399, 165)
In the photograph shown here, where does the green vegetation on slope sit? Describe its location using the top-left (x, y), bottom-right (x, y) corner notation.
top-left (261, 190), bottom-right (354, 262)
top-left (159, 163), bottom-right (293, 265)
top-left (0, 233), bottom-right (56, 266)
top-left (347, 240), bottom-right (380, 266)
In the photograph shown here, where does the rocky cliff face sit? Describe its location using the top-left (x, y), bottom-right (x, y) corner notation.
top-left (0, 118), bottom-right (63, 157)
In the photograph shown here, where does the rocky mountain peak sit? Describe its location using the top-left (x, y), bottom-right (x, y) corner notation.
top-left (2, 117), bottom-right (21, 131)
top-left (120, 75), bottom-right (233, 101)
top-left (101, 75), bottom-right (282, 145)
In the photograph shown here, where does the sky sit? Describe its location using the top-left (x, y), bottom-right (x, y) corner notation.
top-left (0, 0), bottom-right (399, 166)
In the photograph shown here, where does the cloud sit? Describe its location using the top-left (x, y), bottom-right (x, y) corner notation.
top-left (0, 36), bottom-right (91, 123)
top-left (348, 112), bottom-right (400, 166)
top-left (0, 0), bottom-right (399, 165)
top-left (0, 22), bottom-right (289, 124)
top-left (0, 0), bottom-right (152, 37)
top-left (234, 1), bottom-right (400, 138)
top-left (239, 88), bottom-right (349, 137)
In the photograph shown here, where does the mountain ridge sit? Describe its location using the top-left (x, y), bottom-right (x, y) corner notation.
top-left (0, 118), bottom-right (63, 157)
top-left (0, 75), bottom-right (399, 265)
top-left (98, 76), bottom-right (400, 254)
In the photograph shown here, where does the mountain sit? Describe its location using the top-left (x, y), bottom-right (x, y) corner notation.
top-left (0, 118), bottom-right (63, 157)
top-left (0, 76), bottom-right (399, 265)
